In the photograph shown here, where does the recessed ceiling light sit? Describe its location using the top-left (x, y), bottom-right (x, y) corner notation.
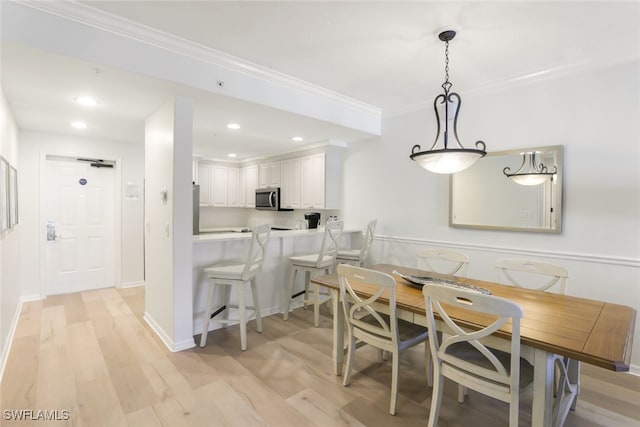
top-left (227, 153), bottom-right (237, 158)
top-left (227, 123), bottom-right (240, 130)
top-left (71, 120), bottom-right (87, 129)
top-left (74, 96), bottom-right (99, 107)
top-left (292, 136), bottom-right (304, 142)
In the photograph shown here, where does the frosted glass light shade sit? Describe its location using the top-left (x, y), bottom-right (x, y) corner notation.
top-left (412, 149), bottom-right (485, 174)
top-left (509, 174), bottom-right (552, 186)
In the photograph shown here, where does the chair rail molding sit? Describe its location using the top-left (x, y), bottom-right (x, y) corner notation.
top-left (374, 234), bottom-right (640, 269)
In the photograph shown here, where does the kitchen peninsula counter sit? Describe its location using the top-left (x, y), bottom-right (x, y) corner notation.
top-left (193, 226), bottom-right (355, 243)
top-left (192, 226), bottom-right (361, 337)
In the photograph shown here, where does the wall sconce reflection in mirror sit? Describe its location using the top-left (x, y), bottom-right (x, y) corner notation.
top-left (450, 145), bottom-right (563, 233)
top-left (503, 151), bottom-right (557, 186)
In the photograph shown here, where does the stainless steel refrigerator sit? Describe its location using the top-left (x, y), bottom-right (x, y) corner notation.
top-left (193, 184), bottom-right (200, 235)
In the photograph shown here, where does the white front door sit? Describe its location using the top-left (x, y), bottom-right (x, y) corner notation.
top-left (44, 157), bottom-right (115, 295)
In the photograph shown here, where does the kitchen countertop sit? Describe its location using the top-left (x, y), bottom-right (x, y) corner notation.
top-left (193, 226), bottom-right (360, 243)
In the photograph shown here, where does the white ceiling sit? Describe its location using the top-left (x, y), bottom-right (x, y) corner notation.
top-left (2, 1), bottom-right (639, 160)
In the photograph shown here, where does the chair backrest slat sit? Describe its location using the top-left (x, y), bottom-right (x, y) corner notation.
top-left (357, 219), bottom-right (377, 263)
top-left (316, 220), bottom-right (344, 267)
top-left (417, 248), bottom-right (469, 276)
top-left (242, 224), bottom-right (271, 281)
top-left (338, 264), bottom-right (398, 344)
top-left (495, 258), bottom-right (568, 294)
top-left (423, 284), bottom-right (524, 388)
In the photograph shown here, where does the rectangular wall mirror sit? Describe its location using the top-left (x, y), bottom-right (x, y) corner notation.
top-left (450, 145), bottom-right (563, 233)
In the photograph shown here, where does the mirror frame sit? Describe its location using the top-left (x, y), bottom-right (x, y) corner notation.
top-left (449, 145), bottom-right (563, 233)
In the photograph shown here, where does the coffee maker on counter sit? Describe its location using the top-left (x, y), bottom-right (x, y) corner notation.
top-left (304, 212), bottom-right (321, 229)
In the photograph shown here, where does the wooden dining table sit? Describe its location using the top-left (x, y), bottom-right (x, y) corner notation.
top-left (311, 264), bottom-right (636, 427)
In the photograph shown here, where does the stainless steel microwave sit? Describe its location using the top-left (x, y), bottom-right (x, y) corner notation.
top-left (255, 187), bottom-right (293, 211)
top-left (255, 187), bottom-right (280, 210)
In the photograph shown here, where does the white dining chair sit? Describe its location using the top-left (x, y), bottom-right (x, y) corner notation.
top-left (423, 283), bottom-right (534, 427)
top-left (199, 224), bottom-right (271, 351)
top-left (417, 248), bottom-right (469, 277)
top-left (336, 219), bottom-right (377, 267)
top-left (283, 220), bottom-right (343, 327)
top-left (338, 264), bottom-right (431, 415)
top-left (495, 258), bottom-right (579, 416)
top-left (495, 258), bottom-right (568, 293)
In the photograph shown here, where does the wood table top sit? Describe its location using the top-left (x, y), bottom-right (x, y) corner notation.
top-left (313, 264), bottom-right (636, 372)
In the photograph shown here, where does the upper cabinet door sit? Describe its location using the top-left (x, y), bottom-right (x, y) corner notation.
top-left (227, 167), bottom-right (242, 207)
top-left (300, 153), bottom-right (325, 209)
top-left (197, 163), bottom-right (212, 206)
top-left (259, 161), bottom-right (281, 188)
top-left (210, 165), bottom-right (228, 207)
top-left (281, 158), bottom-right (301, 209)
top-left (244, 165), bottom-right (258, 207)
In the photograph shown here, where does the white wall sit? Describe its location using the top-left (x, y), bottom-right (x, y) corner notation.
top-left (0, 89), bottom-right (21, 380)
top-left (18, 131), bottom-right (145, 297)
top-left (343, 60), bottom-right (640, 369)
top-left (144, 97), bottom-right (195, 352)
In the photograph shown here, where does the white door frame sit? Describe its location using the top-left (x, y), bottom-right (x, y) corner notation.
top-left (39, 150), bottom-right (122, 297)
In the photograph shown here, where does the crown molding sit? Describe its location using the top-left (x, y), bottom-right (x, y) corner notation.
top-left (15, 0), bottom-right (382, 117)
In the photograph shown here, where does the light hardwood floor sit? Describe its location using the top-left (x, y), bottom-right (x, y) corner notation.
top-left (2, 286), bottom-right (639, 427)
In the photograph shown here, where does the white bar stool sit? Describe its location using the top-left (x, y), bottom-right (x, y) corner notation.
top-left (336, 219), bottom-right (377, 267)
top-left (199, 224), bottom-right (271, 351)
top-left (283, 220), bottom-right (343, 327)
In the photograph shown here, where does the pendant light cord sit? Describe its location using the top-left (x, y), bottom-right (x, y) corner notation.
top-left (442, 40), bottom-right (452, 94)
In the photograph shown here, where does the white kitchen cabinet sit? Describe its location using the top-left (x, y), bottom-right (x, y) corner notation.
top-left (299, 148), bottom-right (342, 210)
top-left (258, 161), bottom-right (281, 188)
top-left (210, 165), bottom-right (228, 207)
top-left (197, 163), bottom-right (242, 207)
top-left (227, 167), bottom-right (242, 207)
top-left (280, 158), bottom-right (301, 209)
top-left (300, 154), bottom-right (325, 209)
top-left (197, 163), bottom-right (212, 206)
top-left (244, 164), bottom-right (258, 208)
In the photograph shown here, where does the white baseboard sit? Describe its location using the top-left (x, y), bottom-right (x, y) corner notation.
top-left (0, 294), bottom-right (44, 383)
top-left (629, 364), bottom-right (640, 377)
top-left (119, 281), bottom-right (145, 289)
top-left (143, 311), bottom-right (195, 352)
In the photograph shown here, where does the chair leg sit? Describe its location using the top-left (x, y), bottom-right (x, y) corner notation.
top-left (390, 351), bottom-right (399, 415)
top-left (238, 283), bottom-right (247, 351)
top-left (457, 385), bottom-right (467, 403)
top-left (222, 284), bottom-right (231, 328)
top-left (200, 279), bottom-right (217, 347)
top-left (251, 278), bottom-right (262, 333)
top-left (313, 283), bottom-right (320, 327)
top-left (343, 333), bottom-right (356, 386)
top-left (568, 359), bottom-right (580, 410)
top-left (427, 373), bottom-right (444, 427)
top-left (509, 391), bottom-right (519, 427)
top-left (324, 268), bottom-right (334, 316)
top-left (283, 267), bottom-right (297, 321)
top-left (303, 270), bottom-right (311, 310)
top-left (425, 341), bottom-right (433, 387)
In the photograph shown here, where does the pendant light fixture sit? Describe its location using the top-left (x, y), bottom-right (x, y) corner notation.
top-left (503, 151), bottom-right (557, 185)
top-left (410, 29), bottom-right (487, 174)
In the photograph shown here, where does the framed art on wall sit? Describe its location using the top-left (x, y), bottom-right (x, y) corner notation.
top-left (9, 165), bottom-right (17, 227)
top-left (0, 157), bottom-right (8, 233)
